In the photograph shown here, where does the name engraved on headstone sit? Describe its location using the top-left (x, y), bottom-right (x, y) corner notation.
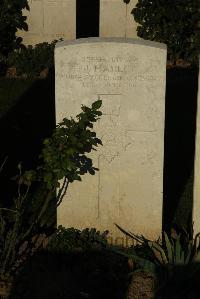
top-left (56, 55), bottom-right (161, 90)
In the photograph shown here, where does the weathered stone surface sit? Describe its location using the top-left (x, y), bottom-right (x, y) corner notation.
top-left (100, 0), bottom-right (138, 38)
top-left (17, 0), bottom-right (76, 45)
top-left (193, 61), bottom-right (200, 236)
top-left (43, 0), bottom-right (75, 38)
top-left (55, 37), bottom-right (167, 242)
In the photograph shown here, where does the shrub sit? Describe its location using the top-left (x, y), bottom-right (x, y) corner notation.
top-left (113, 224), bottom-right (200, 278)
top-left (46, 226), bottom-right (109, 253)
top-left (0, 99), bottom-right (103, 281)
top-left (0, 0), bottom-right (29, 59)
top-left (8, 39), bottom-right (62, 77)
top-left (131, 0), bottom-right (200, 65)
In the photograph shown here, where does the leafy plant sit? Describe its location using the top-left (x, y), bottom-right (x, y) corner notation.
top-left (7, 39), bottom-right (63, 77)
top-left (148, 230), bottom-right (200, 266)
top-left (112, 224), bottom-right (200, 278)
top-left (0, 99), bottom-right (103, 282)
top-left (131, 0), bottom-right (200, 65)
top-left (0, 0), bottom-right (29, 68)
top-left (46, 225), bottom-right (109, 253)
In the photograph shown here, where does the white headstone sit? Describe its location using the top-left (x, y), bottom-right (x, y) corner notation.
top-left (17, 0), bottom-right (76, 45)
top-left (193, 60), bottom-right (200, 236)
top-left (55, 38), bottom-right (167, 244)
top-left (100, 0), bottom-right (138, 38)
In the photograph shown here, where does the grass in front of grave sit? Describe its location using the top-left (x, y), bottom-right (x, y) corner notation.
top-left (9, 247), bottom-right (131, 299)
top-left (5, 227), bottom-right (131, 299)
top-left (7, 224), bottom-right (200, 299)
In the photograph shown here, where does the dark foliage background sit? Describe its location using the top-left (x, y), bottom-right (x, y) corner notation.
top-left (0, 0), bottom-right (29, 73)
top-left (131, 0), bottom-right (200, 65)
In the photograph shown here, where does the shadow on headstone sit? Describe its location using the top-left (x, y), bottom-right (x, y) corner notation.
top-left (163, 67), bottom-right (199, 233)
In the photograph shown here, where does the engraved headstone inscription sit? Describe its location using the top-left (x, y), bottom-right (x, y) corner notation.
top-left (193, 60), bottom-right (200, 236)
top-left (55, 38), bottom-right (167, 243)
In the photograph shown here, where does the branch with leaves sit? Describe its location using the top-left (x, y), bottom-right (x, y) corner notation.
top-left (0, 99), bottom-right (103, 281)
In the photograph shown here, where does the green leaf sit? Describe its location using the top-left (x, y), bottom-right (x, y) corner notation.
top-left (91, 100), bottom-right (102, 110)
top-left (94, 111), bottom-right (102, 116)
top-left (164, 231), bottom-right (173, 263)
top-left (180, 250), bottom-right (185, 264)
top-left (89, 169), bottom-right (95, 175)
top-left (94, 138), bottom-right (103, 145)
top-left (185, 243), bottom-right (192, 264)
top-left (150, 241), bottom-right (168, 264)
top-left (81, 106), bottom-right (90, 113)
top-left (175, 237), bottom-right (182, 264)
top-left (115, 223), bottom-right (145, 244)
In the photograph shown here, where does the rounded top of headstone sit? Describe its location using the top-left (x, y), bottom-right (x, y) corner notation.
top-left (55, 37), bottom-right (167, 50)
